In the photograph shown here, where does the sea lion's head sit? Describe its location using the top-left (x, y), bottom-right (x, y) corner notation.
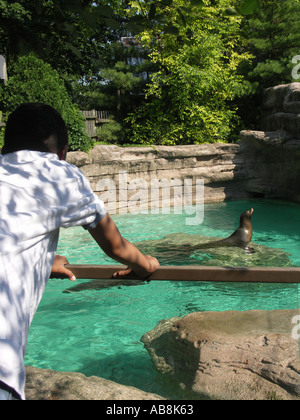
top-left (239, 208), bottom-right (254, 228)
top-left (244, 208), bottom-right (254, 218)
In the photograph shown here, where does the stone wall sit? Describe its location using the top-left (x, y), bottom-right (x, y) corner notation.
top-left (67, 133), bottom-right (300, 213)
top-left (67, 143), bottom-right (251, 214)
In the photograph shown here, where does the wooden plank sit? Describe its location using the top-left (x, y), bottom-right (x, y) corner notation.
top-left (65, 265), bottom-right (300, 284)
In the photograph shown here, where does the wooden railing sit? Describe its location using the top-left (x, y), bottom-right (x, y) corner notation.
top-left (64, 265), bottom-right (300, 284)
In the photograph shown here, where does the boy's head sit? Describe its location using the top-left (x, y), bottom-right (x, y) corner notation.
top-left (2, 103), bottom-right (69, 159)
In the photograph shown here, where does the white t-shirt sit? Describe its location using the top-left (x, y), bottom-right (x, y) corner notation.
top-left (0, 150), bottom-right (107, 399)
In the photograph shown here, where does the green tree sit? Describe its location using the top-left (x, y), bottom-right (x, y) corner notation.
top-left (100, 41), bottom-right (152, 114)
top-left (73, 40), bottom-right (153, 112)
top-left (0, 0), bottom-right (130, 77)
top-left (2, 54), bottom-right (92, 151)
top-left (0, 0), bottom-right (261, 146)
top-left (244, 0), bottom-right (300, 88)
top-left (71, 38), bottom-right (155, 144)
top-left (237, 0), bottom-right (300, 128)
top-left (126, 0), bottom-right (251, 145)
top-left (0, 0), bottom-right (202, 78)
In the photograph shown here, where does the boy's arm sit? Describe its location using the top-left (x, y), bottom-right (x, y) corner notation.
top-left (88, 213), bottom-right (159, 279)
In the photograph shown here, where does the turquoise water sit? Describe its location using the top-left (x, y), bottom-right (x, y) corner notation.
top-left (25, 199), bottom-right (300, 398)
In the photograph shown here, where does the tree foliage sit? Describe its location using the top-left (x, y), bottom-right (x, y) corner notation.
top-left (243, 0), bottom-right (300, 90)
top-left (125, 0), bottom-right (251, 145)
top-left (72, 39), bottom-right (154, 113)
top-left (236, 0), bottom-right (300, 128)
top-left (2, 54), bottom-right (92, 151)
top-left (2, 0), bottom-right (298, 148)
top-left (0, 0), bottom-right (133, 78)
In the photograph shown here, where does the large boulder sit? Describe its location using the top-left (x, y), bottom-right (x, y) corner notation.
top-left (262, 83), bottom-right (300, 117)
top-left (141, 310), bottom-right (300, 400)
top-left (136, 233), bottom-right (294, 267)
top-left (261, 82), bottom-right (300, 137)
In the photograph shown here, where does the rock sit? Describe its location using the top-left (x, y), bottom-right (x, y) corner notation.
top-left (25, 366), bottom-right (165, 401)
top-left (136, 233), bottom-right (294, 267)
top-left (141, 310), bottom-right (300, 400)
top-left (262, 82), bottom-right (300, 116)
top-left (261, 83), bottom-right (300, 137)
top-left (67, 151), bottom-right (91, 166)
top-left (239, 130), bottom-right (293, 150)
top-left (239, 129), bottom-right (300, 202)
top-left (262, 113), bottom-right (300, 138)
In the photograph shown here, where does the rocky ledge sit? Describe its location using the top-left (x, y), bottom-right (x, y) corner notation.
top-left (141, 309), bottom-right (300, 400)
top-left (25, 366), bottom-right (164, 401)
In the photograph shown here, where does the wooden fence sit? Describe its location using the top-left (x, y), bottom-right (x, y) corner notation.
top-left (81, 110), bottom-right (112, 138)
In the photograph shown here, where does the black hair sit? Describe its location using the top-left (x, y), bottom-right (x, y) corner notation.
top-left (1, 103), bottom-right (69, 155)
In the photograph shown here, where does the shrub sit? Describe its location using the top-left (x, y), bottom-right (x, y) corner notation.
top-left (2, 54), bottom-right (92, 151)
top-left (96, 117), bottom-right (123, 144)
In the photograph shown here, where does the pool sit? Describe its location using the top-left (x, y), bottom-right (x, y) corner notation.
top-left (25, 199), bottom-right (300, 398)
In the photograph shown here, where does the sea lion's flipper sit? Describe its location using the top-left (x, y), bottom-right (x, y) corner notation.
top-left (245, 246), bottom-right (255, 254)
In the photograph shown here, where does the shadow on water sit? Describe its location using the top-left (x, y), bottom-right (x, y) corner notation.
top-left (63, 279), bottom-right (146, 293)
top-left (72, 350), bottom-right (207, 400)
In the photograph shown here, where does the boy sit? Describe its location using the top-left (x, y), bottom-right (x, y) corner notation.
top-left (0, 103), bottom-right (159, 400)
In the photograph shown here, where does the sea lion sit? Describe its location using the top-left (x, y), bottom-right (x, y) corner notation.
top-left (195, 208), bottom-right (254, 251)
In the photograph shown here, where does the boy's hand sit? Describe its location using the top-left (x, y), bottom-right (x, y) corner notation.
top-left (113, 255), bottom-right (160, 280)
top-left (51, 255), bottom-right (76, 282)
